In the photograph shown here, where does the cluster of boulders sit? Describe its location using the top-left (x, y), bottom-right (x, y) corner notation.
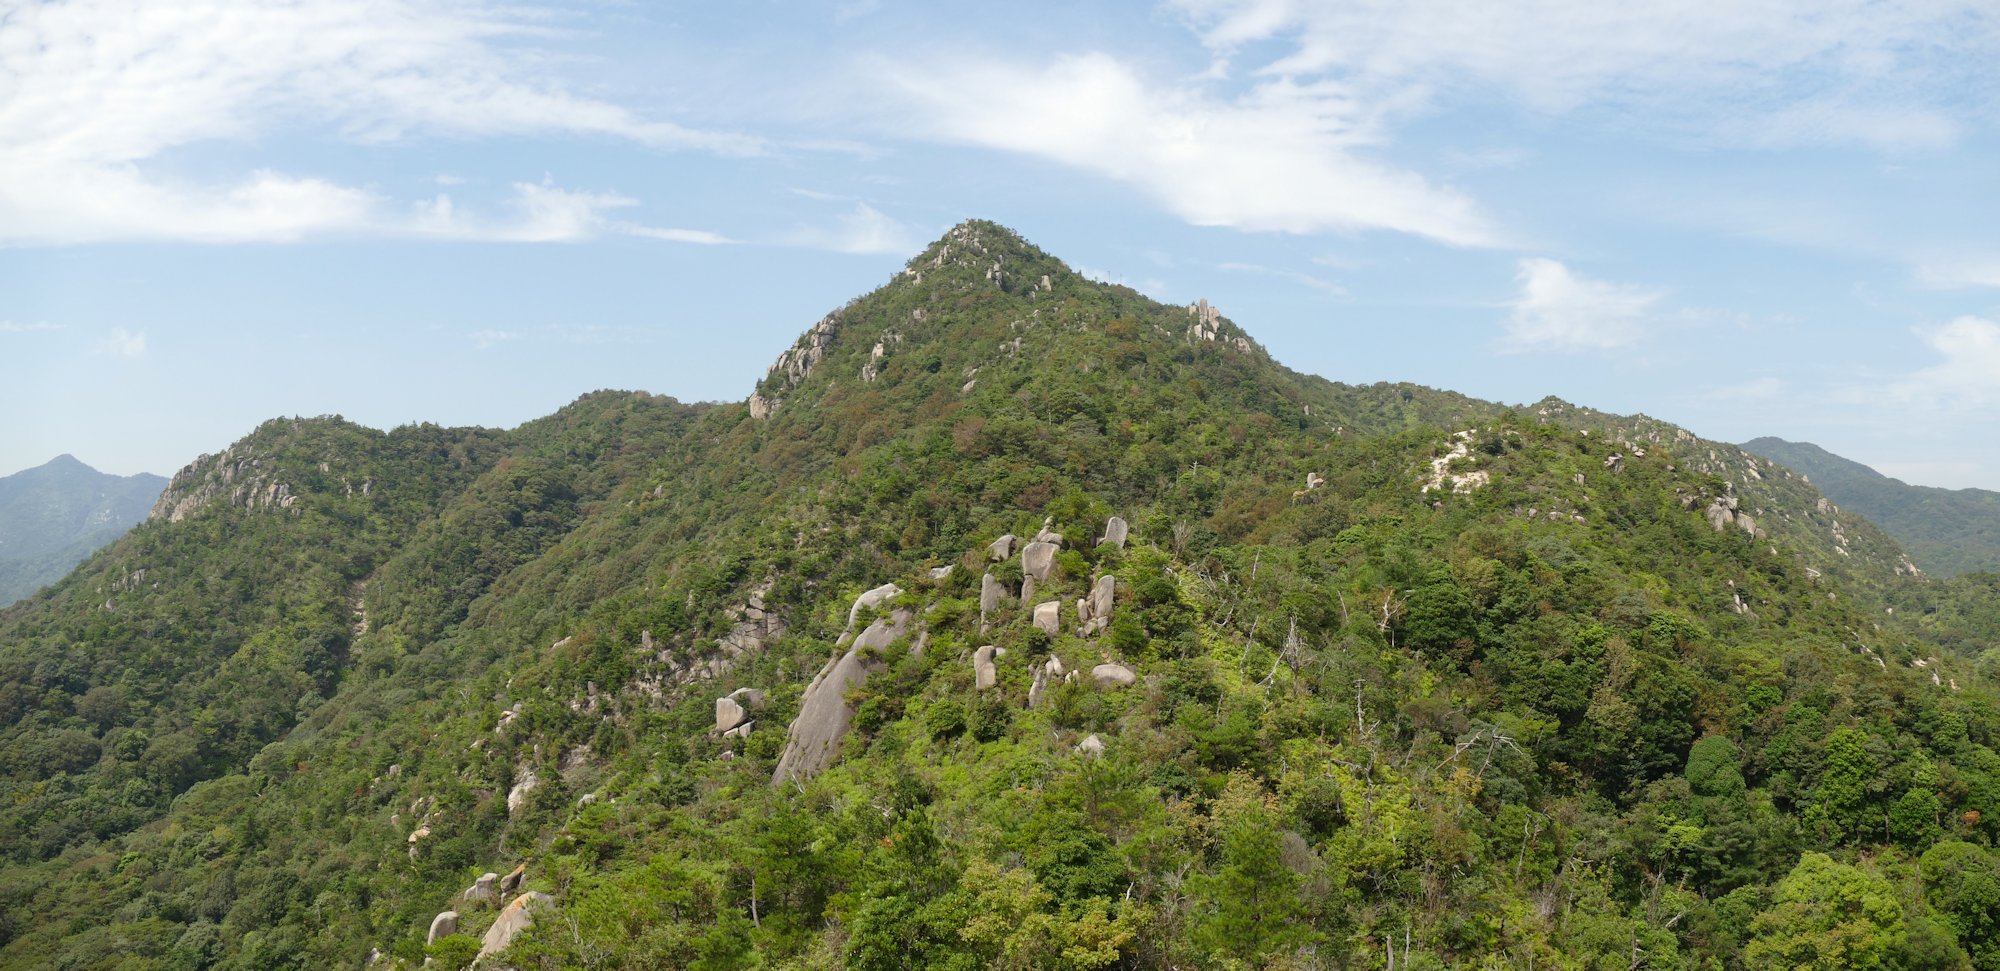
top-left (714, 687), bottom-right (766, 739)
top-left (775, 515), bottom-right (1143, 785)
top-left (396, 863), bottom-right (551, 967)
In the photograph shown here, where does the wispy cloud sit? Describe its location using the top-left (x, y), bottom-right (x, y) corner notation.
top-left (1888, 316), bottom-right (2000, 409)
top-left (1171, 0), bottom-right (1996, 150)
top-left (0, 0), bottom-right (759, 245)
top-left (1502, 258), bottom-right (1663, 351)
top-left (467, 329), bottom-right (524, 350)
top-left (0, 321), bottom-right (65, 333)
top-left (1916, 256), bottom-right (2000, 290)
top-left (879, 52), bottom-right (1500, 247)
top-left (783, 203), bottom-right (923, 255)
top-left (1217, 262), bottom-right (1346, 297)
top-left (92, 328), bottom-right (147, 358)
top-left (624, 226), bottom-right (737, 245)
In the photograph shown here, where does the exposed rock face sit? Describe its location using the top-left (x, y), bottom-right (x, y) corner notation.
top-left (980, 573), bottom-right (1005, 629)
top-left (506, 765), bottom-right (539, 816)
top-left (709, 580), bottom-right (787, 679)
top-left (1305, 472), bottom-right (1325, 491)
top-left (1022, 542), bottom-right (1059, 582)
top-left (428, 911), bottom-right (458, 945)
top-left (1421, 431), bottom-right (1490, 495)
top-left (1092, 663), bottom-right (1136, 689)
top-left (1075, 734), bottom-right (1104, 757)
top-left (1605, 454), bottom-right (1624, 473)
top-left (846, 582), bottom-right (903, 632)
top-left (974, 645), bottom-right (1006, 690)
top-left (1033, 601), bottom-right (1062, 635)
top-left (989, 534), bottom-right (1017, 561)
top-left (715, 697), bottom-right (748, 734)
top-left (1099, 516), bottom-right (1128, 549)
top-left (723, 721), bottom-right (753, 739)
top-left (464, 872), bottom-right (500, 905)
top-left (406, 825), bottom-right (430, 859)
top-left (500, 863), bottom-right (526, 895)
top-left (929, 564), bottom-right (954, 581)
top-left (478, 892), bottom-right (554, 963)
top-left (1034, 522), bottom-right (1064, 545)
top-left (774, 610), bottom-right (914, 784)
top-left (729, 687), bottom-right (766, 710)
top-left (752, 313), bottom-right (841, 418)
top-left (149, 445), bottom-right (304, 523)
top-left (1020, 574), bottom-right (1037, 605)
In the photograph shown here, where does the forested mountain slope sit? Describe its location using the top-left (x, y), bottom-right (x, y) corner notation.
top-left (4, 222), bottom-right (1999, 970)
top-left (0, 455), bottom-right (164, 606)
top-left (1744, 436), bottom-right (2000, 578)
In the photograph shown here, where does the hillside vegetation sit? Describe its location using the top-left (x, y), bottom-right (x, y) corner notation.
top-left (3, 222), bottom-right (1999, 970)
top-left (1744, 436), bottom-right (2000, 578)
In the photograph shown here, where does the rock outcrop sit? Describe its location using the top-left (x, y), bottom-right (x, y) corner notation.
top-left (1022, 542), bottom-right (1059, 583)
top-left (463, 872), bottom-right (500, 905)
top-left (773, 609), bottom-right (914, 784)
top-left (1075, 734), bottom-right (1105, 757)
top-left (715, 697), bottom-right (748, 734)
top-left (1091, 663), bottom-right (1136, 689)
top-left (846, 582), bottom-right (902, 631)
top-left (1029, 656), bottom-right (1068, 708)
top-left (506, 765), bottom-right (538, 816)
top-left (477, 891), bottom-right (554, 963)
top-left (1099, 516), bottom-right (1128, 549)
top-left (988, 534), bottom-right (1016, 561)
top-left (1033, 601), bottom-right (1062, 635)
top-left (428, 911), bottom-right (458, 946)
top-left (974, 645), bottom-right (1006, 690)
top-left (980, 573), bottom-right (1005, 630)
top-left (1077, 574), bottom-right (1115, 636)
top-left (500, 864), bottom-right (526, 896)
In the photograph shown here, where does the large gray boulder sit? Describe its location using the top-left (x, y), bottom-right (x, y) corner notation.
top-left (1034, 521), bottom-right (1064, 545)
top-left (1075, 734), bottom-right (1105, 757)
top-left (1022, 542), bottom-right (1059, 583)
top-left (1033, 601), bottom-right (1062, 635)
top-left (499, 863), bottom-right (526, 895)
top-left (1090, 575), bottom-right (1115, 620)
top-left (728, 687), bottom-right (767, 710)
top-left (773, 611), bottom-right (912, 785)
top-left (428, 911), bottom-right (459, 946)
top-left (1099, 517), bottom-right (1128, 549)
top-left (846, 582), bottom-right (903, 632)
top-left (980, 573), bottom-right (1005, 629)
top-left (477, 891), bottom-right (554, 963)
top-left (988, 534), bottom-right (1017, 561)
top-left (1092, 663), bottom-right (1136, 689)
top-left (1020, 574), bottom-right (1037, 605)
top-left (974, 645), bottom-right (1006, 690)
top-left (715, 696), bottom-right (748, 734)
top-left (463, 872), bottom-right (500, 905)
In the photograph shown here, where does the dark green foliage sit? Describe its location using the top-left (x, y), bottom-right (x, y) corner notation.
top-left (5, 222), bottom-right (2000, 969)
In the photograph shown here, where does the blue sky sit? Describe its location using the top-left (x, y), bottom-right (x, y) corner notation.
top-left (4, 0), bottom-right (1999, 489)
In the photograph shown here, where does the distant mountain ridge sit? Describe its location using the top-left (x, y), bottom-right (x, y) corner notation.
top-left (0, 455), bottom-right (165, 605)
top-left (1742, 437), bottom-right (2000, 577)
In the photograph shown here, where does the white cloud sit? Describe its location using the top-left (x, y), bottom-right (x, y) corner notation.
top-left (879, 53), bottom-right (1499, 246)
top-left (0, 321), bottom-right (64, 333)
top-left (1171, 0), bottom-right (1997, 150)
top-left (1503, 258), bottom-right (1663, 351)
top-left (92, 328), bottom-right (147, 358)
top-left (1917, 256), bottom-right (2000, 290)
top-left (1891, 316), bottom-right (2000, 408)
top-left (0, 0), bottom-right (757, 245)
top-left (624, 226), bottom-right (737, 245)
top-left (783, 203), bottom-right (923, 255)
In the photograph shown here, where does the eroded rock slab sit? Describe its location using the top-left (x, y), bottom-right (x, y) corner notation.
top-left (478, 891), bottom-right (554, 963)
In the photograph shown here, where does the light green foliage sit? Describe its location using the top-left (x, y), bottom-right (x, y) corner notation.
top-left (3, 222), bottom-right (2000, 969)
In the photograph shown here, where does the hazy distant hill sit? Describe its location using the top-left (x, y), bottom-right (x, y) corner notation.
top-left (1743, 437), bottom-right (2000, 577)
top-left (0, 455), bottom-right (165, 605)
